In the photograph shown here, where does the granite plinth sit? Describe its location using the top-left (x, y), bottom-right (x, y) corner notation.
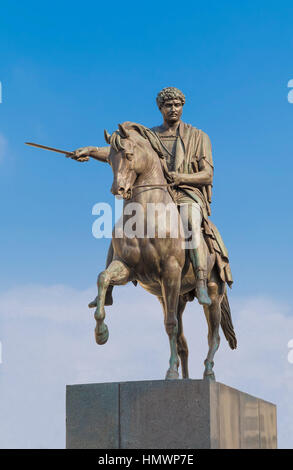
top-left (66, 380), bottom-right (277, 449)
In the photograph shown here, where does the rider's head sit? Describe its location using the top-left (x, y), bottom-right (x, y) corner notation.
top-left (156, 87), bottom-right (185, 125)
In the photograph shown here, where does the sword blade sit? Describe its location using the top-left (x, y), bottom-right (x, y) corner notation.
top-left (25, 142), bottom-right (74, 156)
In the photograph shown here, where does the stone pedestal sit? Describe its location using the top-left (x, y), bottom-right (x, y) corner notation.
top-left (66, 380), bottom-right (277, 449)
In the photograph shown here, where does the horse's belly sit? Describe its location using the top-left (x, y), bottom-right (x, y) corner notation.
top-left (113, 235), bottom-right (194, 296)
top-left (138, 265), bottom-right (196, 298)
top-left (113, 236), bottom-right (183, 277)
top-left (138, 280), bottom-right (162, 296)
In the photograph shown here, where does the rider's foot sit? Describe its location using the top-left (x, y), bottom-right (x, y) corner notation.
top-left (196, 280), bottom-right (212, 306)
top-left (194, 268), bottom-right (211, 306)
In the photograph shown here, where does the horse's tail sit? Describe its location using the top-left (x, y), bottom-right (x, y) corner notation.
top-left (220, 292), bottom-right (237, 349)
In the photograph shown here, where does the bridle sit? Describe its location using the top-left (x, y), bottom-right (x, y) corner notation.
top-left (133, 182), bottom-right (175, 190)
top-left (121, 151), bottom-right (177, 199)
top-left (125, 181), bottom-right (177, 200)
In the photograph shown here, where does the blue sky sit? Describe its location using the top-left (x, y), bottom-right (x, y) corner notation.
top-left (0, 0), bottom-right (292, 296)
top-left (0, 0), bottom-right (293, 448)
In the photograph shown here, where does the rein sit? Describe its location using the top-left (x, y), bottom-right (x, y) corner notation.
top-left (133, 182), bottom-right (175, 189)
top-left (128, 181), bottom-right (177, 201)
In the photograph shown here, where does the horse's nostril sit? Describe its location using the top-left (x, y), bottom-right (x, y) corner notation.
top-left (111, 184), bottom-right (126, 196)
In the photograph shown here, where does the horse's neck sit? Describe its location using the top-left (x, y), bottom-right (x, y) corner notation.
top-left (133, 150), bottom-right (171, 204)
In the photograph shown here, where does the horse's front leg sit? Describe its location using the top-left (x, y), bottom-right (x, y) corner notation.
top-left (89, 260), bottom-right (130, 345)
top-left (88, 240), bottom-right (114, 307)
top-left (161, 257), bottom-right (182, 380)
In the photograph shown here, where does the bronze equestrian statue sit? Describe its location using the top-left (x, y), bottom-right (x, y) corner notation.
top-left (71, 87), bottom-right (237, 380)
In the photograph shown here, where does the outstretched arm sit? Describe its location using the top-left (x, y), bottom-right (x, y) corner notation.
top-left (71, 146), bottom-right (110, 163)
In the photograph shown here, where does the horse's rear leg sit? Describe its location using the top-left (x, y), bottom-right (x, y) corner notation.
top-left (158, 293), bottom-right (188, 379)
top-left (177, 295), bottom-right (189, 379)
top-left (161, 258), bottom-right (182, 380)
top-left (91, 260), bottom-right (130, 345)
top-left (203, 281), bottom-right (222, 381)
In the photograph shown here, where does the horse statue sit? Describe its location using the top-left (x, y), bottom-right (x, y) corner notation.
top-left (89, 122), bottom-right (237, 380)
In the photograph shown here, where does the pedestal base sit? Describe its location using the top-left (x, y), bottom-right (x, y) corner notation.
top-left (66, 380), bottom-right (277, 449)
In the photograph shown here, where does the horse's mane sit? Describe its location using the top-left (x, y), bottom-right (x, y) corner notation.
top-left (110, 122), bottom-right (163, 158)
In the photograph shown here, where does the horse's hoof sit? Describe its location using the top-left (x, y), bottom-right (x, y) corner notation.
top-left (88, 297), bottom-right (97, 308)
top-left (165, 368), bottom-right (179, 380)
top-left (203, 371), bottom-right (215, 381)
top-left (95, 323), bottom-right (109, 345)
top-left (203, 359), bottom-right (215, 381)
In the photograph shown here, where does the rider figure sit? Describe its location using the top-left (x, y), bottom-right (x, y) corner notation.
top-left (72, 87), bottom-right (213, 306)
top-left (151, 87), bottom-right (212, 306)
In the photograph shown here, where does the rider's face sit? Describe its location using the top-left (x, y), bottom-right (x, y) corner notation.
top-left (160, 99), bottom-right (183, 124)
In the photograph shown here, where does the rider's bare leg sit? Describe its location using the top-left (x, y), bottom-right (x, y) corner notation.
top-left (179, 199), bottom-right (211, 306)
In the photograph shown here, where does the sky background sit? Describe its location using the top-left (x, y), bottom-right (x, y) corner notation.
top-left (0, 0), bottom-right (292, 448)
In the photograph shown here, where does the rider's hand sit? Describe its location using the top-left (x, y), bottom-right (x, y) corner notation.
top-left (71, 147), bottom-right (91, 162)
top-left (169, 172), bottom-right (182, 186)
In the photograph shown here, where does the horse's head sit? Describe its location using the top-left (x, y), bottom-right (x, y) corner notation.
top-left (105, 122), bottom-right (152, 200)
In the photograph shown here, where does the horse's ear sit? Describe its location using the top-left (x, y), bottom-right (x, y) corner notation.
top-left (104, 129), bottom-right (111, 144)
top-left (118, 123), bottom-right (130, 138)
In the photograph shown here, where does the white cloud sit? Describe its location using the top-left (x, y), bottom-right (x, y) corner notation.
top-left (0, 284), bottom-right (292, 448)
top-left (0, 134), bottom-right (7, 162)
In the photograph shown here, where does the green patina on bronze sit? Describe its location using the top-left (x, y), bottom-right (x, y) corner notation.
top-left (31, 87), bottom-right (236, 381)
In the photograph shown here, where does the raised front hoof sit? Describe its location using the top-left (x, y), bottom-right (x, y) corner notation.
top-left (165, 368), bottom-right (179, 380)
top-left (95, 324), bottom-right (109, 345)
top-left (197, 288), bottom-right (212, 306)
top-left (88, 297), bottom-right (97, 308)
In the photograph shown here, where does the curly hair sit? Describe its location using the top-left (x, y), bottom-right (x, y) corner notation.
top-left (156, 87), bottom-right (185, 109)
